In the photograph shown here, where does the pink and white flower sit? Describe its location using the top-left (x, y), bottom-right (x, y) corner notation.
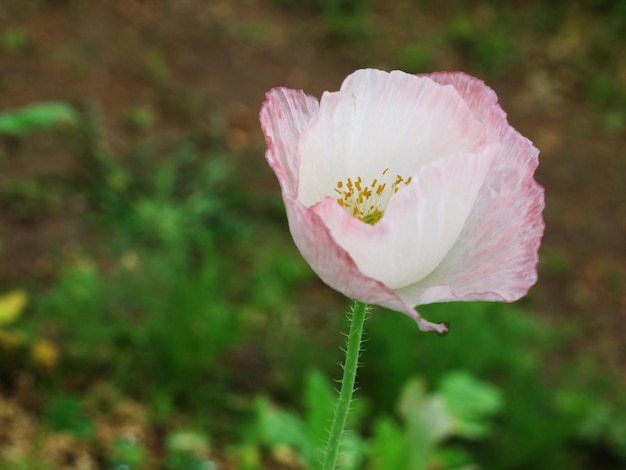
top-left (260, 69), bottom-right (544, 333)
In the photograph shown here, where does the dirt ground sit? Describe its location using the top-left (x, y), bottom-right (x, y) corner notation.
top-left (1, 0), bottom-right (625, 384)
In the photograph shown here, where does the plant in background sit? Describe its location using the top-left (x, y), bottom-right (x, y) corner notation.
top-left (164, 430), bottom-right (215, 470)
top-left (0, 102), bottom-right (78, 137)
top-left (109, 435), bottom-right (146, 470)
top-left (444, 11), bottom-right (520, 75)
top-left (260, 68), bottom-right (544, 468)
top-left (370, 371), bottom-right (502, 470)
top-left (249, 370), bottom-right (501, 470)
top-left (320, 0), bottom-right (372, 40)
top-left (270, 0), bottom-right (372, 40)
top-left (31, 170), bottom-right (243, 409)
top-left (0, 178), bottom-right (64, 222)
top-left (1, 28), bottom-right (30, 54)
top-left (0, 289), bottom-right (59, 373)
top-left (0, 100), bottom-right (78, 180)
top-left (0, 289), bottom-right (29, 353)
top-left (43, 394), bottom-right (93, 438)
top-left (252, 370), bottom-right (365, 470)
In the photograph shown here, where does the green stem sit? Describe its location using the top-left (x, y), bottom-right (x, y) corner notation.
top-left (322, 300), bottom-right (368, 470)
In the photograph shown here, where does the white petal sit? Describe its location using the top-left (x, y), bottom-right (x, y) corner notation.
top-left (297, 69), bottom-right (486, 207)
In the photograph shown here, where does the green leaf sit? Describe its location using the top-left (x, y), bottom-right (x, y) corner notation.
top-left (255, 396), bottom-right (308, 450)
top-left (369, 417), bottom-right (407, 470)
top-left (305, 370), bottom-right (336, 453)
top-left (0, 102), bottom-right (78, 136)
top-left (439, 371), bottom-right (503, 439)
top-left (398, 378), bottom-right (455, 444)
top-left (397, 378), bottom-right (452, 470)
top-left (336, 430), bottom-right (365, 470)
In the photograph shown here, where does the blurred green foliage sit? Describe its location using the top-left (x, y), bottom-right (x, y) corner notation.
top-left (32, 148), bottom-right (248, 412)
top-left (109, 435), bottom-right (147, 470)
top-left (0, 177), bottom-right (64, 222)
top-left (363, 302), bottom-right (626, 469)
top-left (165, 430), bottom-right (215, 470)
top-left (271, 0), bottom-right (372, 39)
top-left (43, 394), bottom-right (93, 437)
top-left (1, 28), bottom-right (30, 54)
top-left (0, 102), bottom-right (78, 137)
top-left (249, 369), bottom-right (502, 469)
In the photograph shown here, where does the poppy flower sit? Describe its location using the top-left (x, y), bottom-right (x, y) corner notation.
top-left (260, 69), bottom-right (544, 333)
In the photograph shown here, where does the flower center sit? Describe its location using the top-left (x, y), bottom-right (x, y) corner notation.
top-left (334, 168), bottom-right (412, 225)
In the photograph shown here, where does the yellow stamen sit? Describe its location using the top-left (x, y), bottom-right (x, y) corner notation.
top-left (333, 168), bottom-right (413, 225)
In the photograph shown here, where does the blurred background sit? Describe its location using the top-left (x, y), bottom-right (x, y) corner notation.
top-left (1, 0), bottom-right (625, 469)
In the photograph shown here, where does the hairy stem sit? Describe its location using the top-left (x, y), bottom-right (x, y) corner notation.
top-left (322, 300), bottom-right (368, 470)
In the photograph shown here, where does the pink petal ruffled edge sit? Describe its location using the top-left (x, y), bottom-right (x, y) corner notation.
top-left (260, 87), bottom-right (320, 195)
top-left (396, 72), bottom-right (545, 306)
